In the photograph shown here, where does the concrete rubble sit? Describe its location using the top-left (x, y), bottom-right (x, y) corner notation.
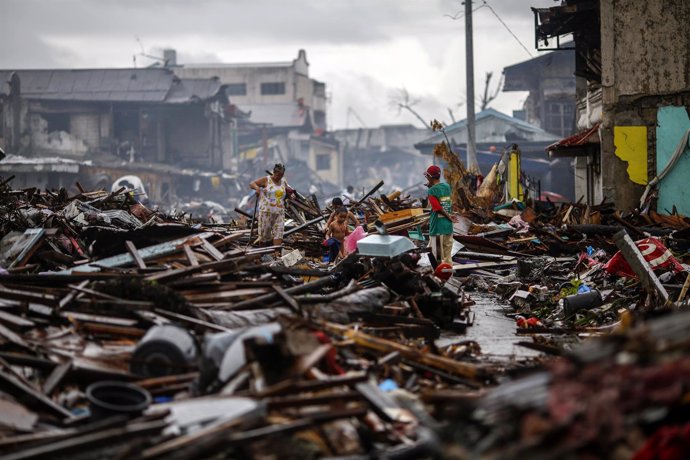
top-left (0, 176), bottom-right (690, 459)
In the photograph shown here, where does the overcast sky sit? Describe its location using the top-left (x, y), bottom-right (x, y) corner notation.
top-left (1, 0), bottom-right (560, 130)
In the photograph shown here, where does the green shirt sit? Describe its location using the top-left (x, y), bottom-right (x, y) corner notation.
top-left (428, 182), bottom-right (453, 236)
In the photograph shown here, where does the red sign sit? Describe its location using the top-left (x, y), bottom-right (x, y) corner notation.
top-left (604, 237), bottom-right (685, 278)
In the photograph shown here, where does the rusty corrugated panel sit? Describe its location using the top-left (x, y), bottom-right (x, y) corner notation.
top-left (546, 121), bottom-right (600, 151)
top-left (1, 68), bottom-right (174, 102)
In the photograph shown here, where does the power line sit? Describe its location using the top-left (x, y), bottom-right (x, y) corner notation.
top-left (481, 0), bottom-right (533, 58)
top-left (443, 3), bottom-right (486, 21)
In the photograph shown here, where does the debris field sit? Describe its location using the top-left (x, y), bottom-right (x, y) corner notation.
top-left (1, 177), bottom-right (690, 460)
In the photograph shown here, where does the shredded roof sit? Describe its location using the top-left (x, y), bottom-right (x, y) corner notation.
top-left (0, 68), bottom-right (224, 103)
top-left (546, 122), bottom-right (600, 151)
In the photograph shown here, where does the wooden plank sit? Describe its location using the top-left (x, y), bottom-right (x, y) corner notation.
top-left (144, 258), bottom-right (244, 284)
top-left (0, 398), bottom-right (38, 432)
top-left (153, 309), bottom-right (231, 333)
top-left (64, 284), bottom-right (123, 300)
top-left (167, 273), bottom-right (220, 288)
top-left (57, 280), bottom-right (88, 310)
top-left (272, 285), bottom-right (301, 313)
top-left (184, 288), bottom-right (269, 302)
top-left (42, 362), bottom-right (72, 396)
top-left (2, 419), bottom-right (167, 460)
top-left (183, 245), bottom-right (199, 267)
top-left (341, 327), bottom-right (487, 380)
top-left (73, 298), bottom-right (154, 309)
top-left (58, 232), bottom-right (214, 274)
top-left (289, 344), bottom-right (332, 376)
top-left (0, 310), bottom-right (35, 329)
top-left (257, 372), bottom-right (368, 397)
top-left (76, 322), bottom-right (146, 338)
top-left (9, 229), bottom-right (47, 269)
top-left (378, 207), bottom-right (424, 223)
top-left (0, 287), bottom-right (56, 306)
top-left (0, 322), bottom-right (30, 348)
top-left (135, 372), bottom-right (199, 389)
top-left (266, 391), bottom-right (360, 409)
top-left (452, 260), bottom-right (518, 273)
top-left (210, 231), bottom-right (247, 249)
top-left (613, 230), bottom-right (670, 304)
top-left (283, 215), bottom-right (326, 237)
top-left (200, 238), bottom-right (225, 261)
top-left (0, 361), bottom-right (73, 419)
top-left (125, 241), bottom-right (147, 269)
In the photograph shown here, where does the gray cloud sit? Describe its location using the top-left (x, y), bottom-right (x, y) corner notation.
top-left (2, 0), bottom-right (547, 61)
top-left (0, 0), bottom-right (558, 128)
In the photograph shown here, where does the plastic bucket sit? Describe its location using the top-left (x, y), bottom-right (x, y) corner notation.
top-left (86, 381), bottom-right (151, 420)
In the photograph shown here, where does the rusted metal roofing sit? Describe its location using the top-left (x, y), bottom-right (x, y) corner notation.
top-left (546, 122), bottom-right (600, 152)
top-left (0, 68), bottom-right (223, 104)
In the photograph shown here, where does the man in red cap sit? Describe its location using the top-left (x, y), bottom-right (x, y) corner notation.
top-left (425, 165), bottom-right (454, 264)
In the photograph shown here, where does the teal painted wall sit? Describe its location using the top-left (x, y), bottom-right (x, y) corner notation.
top-left (656, 106), bottom-right (690, 215)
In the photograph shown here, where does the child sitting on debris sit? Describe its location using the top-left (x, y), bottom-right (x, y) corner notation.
top-left (324, 197), bottom-right (360, 234)
top-left (325, 207), bottom-right (351, 262)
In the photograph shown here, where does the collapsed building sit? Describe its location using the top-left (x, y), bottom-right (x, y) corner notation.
top-left (536, 0), bottom-right (690, 213)
top-left (0, 52), bottom-right (342, 209)
top-left (0, 67), bottom-right (240, 204)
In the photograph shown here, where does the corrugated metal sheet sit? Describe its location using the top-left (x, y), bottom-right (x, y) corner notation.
top-left (0, 68), bottom-right (222, 104)
top-left (165, 78), bottom-right (223, 104)
top-left (418, 108), bottom-right (558, 145)
top-left (8, 69), bottom-right (172, 102)
top-left (546, 122), bottom-right (600, 151)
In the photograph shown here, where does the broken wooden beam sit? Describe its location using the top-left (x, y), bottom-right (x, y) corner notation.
top-left (125, 241), bottom-right (147, 269)
top-left (613, 230), bottom-right (670, 304)
top-left (217, 275), bottom-right (338, 311)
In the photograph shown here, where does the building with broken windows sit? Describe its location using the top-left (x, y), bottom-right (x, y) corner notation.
top-left (503, 47), bottom-right (577, 139)
top-left (332, 124), bottom-right (430, 194)
top-left (0, 67), bottom-right (240, 203)
top-left (0, 50), bottom-right (342, 204)
top-left (537, 0), bottom-right (690, 213)
top-left (171, 49), bottom-right (341, 190)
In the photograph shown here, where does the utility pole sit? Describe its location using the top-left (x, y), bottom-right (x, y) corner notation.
top-left (465, 0), bottom-right (479, 173)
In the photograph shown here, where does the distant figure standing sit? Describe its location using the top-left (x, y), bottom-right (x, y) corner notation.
top-left (342, 185), bottom-right (356, 205)
top-left (424, 165), bottom-right (454, 264)
top-left (249, 164), bottom-right (291, 247)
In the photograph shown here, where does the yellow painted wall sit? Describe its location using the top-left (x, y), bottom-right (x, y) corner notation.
top-left (614, 126), bottom-right (648, 185)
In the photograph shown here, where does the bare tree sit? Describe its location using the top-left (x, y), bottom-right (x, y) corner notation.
top-left (389, 88), bottom-right (433, 131)
top-left (447, 99), bottom-right (464, 125)
top-left (480, 71), bottom-right (504, 111)
top-left (447, 107), bottom-right (457, 124)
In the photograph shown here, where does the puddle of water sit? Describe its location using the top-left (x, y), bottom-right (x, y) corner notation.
top-left (436, 292), bottom-right (541, 361)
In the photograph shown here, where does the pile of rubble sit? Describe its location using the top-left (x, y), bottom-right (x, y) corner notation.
top-left (1, 176), bottom-right (690, 459)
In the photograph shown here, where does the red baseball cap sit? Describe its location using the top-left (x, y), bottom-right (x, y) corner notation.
top-left (425, 165), bottom-right (441, 178)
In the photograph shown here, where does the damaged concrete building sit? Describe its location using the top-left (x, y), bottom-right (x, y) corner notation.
top-left (332, 124), bottom-right (430, 193)
top-left (537, 0), bottom-right (690, 212)
top-left (503, 47), bottom-right (576, 139)
top-left (172, 49), bottom-right (341, 191)
top-left (0, 67), bottom-right (241, 203)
